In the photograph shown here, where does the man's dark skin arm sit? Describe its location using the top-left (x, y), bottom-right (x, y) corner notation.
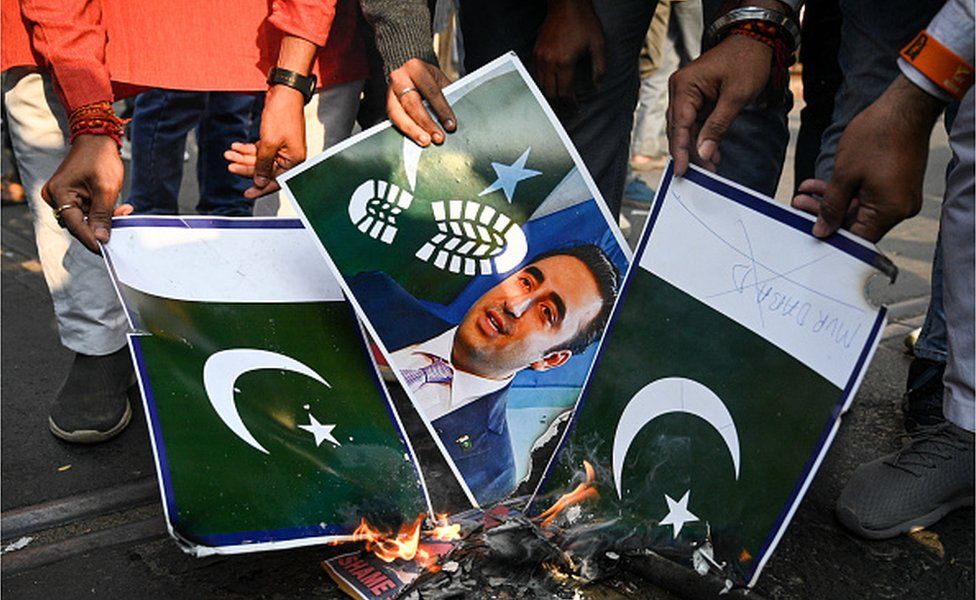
top-left (41, 135), bottom-right (125, 252)
top-left (667, 0), bottom-right (792, 176)
top-left (533, 0), bottom-right (607, 113)
top-left (370, 0), bottom-right (606, 146)
top-left (224, 35), bottom-right (317, 198)
top-left (791, 74), bottom-right (947, 242)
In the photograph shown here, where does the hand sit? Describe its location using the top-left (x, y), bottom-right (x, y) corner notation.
top-left (792, 75), bottom-right (945, 242)
top-left (224, 142), bottom-right (274, 197)
top-left (41, 134), bottom-right (124, 254)
top-left (667, 35), bottom-right (772, 176)
top-left (533, 0), bottom-right (606, 113)
top-left (387, 58), bottom-right (456, 147)
top-left (238, 85), bottom-right (307, 199)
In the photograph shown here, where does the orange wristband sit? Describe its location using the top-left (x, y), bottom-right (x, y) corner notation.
top-left (901, 31), bottom-right (974, 100)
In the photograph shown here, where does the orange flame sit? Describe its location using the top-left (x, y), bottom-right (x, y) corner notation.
top-left (349, 513), bottom-right (426, 563)
top-left (339, 513), bottom-right (461, 565)
top-left (536, 460), bottom-right (600, 528)
top-left (429, 513), bottom-right (461, 541)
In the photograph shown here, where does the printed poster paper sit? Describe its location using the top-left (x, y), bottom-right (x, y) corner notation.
top-left (103, 217), bottom-right (429, 555)
top-left (532, 163), bottom-right (888, 587)
top-left (281, 53), bottom-right (631, 509)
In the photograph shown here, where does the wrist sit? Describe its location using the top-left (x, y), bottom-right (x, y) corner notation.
top-left (68, 102), bottom-right (126, 148)
top-left (266, 67), bottom-right (316, 104)
top-left (886, 74), bottom-right (947, 131)
top-left (707, 6), bottom-right (799, 51)
top-left (266, 83), bottom-right (307, 105)
top-left (72, 133), bottom-right (121, 148)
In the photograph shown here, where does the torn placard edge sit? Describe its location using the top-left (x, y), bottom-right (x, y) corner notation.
top-left (103, 217), bottom-right (432, 555)
top-left (527, 161), bottom-right (889, 587)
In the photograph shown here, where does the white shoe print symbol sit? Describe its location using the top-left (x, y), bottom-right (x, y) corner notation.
top-left (347, 179), bottom-right (414, 244)
top-left (415, 200), bottom-right (528, 275)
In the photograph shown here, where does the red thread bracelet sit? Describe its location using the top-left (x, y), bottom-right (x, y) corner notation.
top-left (68, 101), bottom-right (127, 147)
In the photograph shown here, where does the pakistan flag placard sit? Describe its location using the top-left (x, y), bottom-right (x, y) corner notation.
top-left (281, 53), bottom-right (630, 510)
top-left (103, 217), bottom-right (428, 555)
top-left (532, 164), bottom-right (888, 587)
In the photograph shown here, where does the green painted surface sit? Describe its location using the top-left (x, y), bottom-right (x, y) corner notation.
top-left (287, 69), bottom-right (576, 304)
top-left (127, 287), bottom-right (425, 540)
top-left (538, 270), bottom-right (840, 579)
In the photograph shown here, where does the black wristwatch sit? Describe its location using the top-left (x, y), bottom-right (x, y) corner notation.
top-left (266, 67), bottom-right (317, 104)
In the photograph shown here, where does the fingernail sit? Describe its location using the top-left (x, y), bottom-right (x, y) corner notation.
top-left (698, 140), bottom-right (717, 162)
top-left (418, 133), bottom-right (431, 145)
top-left (432, 132), bottom-right (444, 144)
top-left (812, 220), bottom-right (829, 238)
top-left (254, 176), bottom-right (268, 187)
top-left (444, 118), bottom-right (456, 131)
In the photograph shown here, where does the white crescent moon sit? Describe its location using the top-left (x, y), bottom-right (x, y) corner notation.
top-left (202, 349), bottom-right (331, 454)
top-left (612, 377), bottom-right (740, 499)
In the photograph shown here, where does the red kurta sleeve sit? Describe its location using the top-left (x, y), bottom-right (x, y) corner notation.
top-left (268, 0), bottom-right (338, 48)
top-left (18, 0), bottom-right (113, 112)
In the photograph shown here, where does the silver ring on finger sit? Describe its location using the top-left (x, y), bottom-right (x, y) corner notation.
top-left (397, 86), bottom-right (419, 99)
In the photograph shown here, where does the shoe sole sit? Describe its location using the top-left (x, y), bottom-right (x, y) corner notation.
top-left (48, 401), bottom-right (132, 444)
top-left (837, 494), bottom-right (976, 540)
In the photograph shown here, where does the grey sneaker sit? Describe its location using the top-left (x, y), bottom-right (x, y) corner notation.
top-left (49, 348), bottom-right (135, 443)
top-left (836, 422), bottom-right (975, 539)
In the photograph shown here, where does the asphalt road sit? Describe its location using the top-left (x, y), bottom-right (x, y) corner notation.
top-left (1, 102), bottom-right (972, 598)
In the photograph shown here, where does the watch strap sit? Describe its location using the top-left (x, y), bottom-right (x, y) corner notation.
top-left (267, 67), bottom-right (317, 104)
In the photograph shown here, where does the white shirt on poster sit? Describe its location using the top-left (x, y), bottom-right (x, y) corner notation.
top-left (390, 327), bottom-right (514, 422)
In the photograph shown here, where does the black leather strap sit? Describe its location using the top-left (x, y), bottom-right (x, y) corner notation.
top-left (266, 67), bottom-right (317, 104)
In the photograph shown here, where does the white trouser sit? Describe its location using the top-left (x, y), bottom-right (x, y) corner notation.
top-left (2, 68), bottom-right (128, 356)
top-left (942, 87), bottom-right (975, 432)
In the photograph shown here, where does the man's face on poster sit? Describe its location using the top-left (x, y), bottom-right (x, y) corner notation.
top-left (452, 254), bottom-right (603, 380)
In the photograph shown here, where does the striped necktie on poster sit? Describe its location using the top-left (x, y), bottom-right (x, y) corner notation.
top-left (401, 356), bottom-right (455, 392)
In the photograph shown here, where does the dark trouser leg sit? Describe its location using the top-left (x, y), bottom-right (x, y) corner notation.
top-left (127, 89), bottom-right (205, 214)
top-left (195, 92), bottom-right (262, 216)
top-left (458, 0), bottom-right (656, 218)
top-left (793, 0), bottom-right (842, 191)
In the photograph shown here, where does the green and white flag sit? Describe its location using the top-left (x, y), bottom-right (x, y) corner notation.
top-left (103, 217), bottom-right (429, 555)
top-left (532, 164), bottom-right (889, 587)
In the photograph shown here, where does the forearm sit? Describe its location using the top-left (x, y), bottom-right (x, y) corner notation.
top-left (359, 0), bottom-right (437, 75)
top-left (884, 74), bottom-right (949, 131)
top-left (276, 35), bottom-right (317, 76)
top-left (19, 0), bottom-right (112, 112)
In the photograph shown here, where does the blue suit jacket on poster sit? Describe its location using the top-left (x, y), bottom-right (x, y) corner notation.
top-left (351, 271), bottom-right (517, 506)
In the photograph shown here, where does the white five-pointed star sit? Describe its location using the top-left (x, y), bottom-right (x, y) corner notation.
top-left (479, 147), bottom-right (542, 203)
top-left (298, 412), bottom-right (341, 447)
top-left (659, 490), bottom-right (699, 538)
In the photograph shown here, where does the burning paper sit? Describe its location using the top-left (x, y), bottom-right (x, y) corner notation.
top-left (531, 163), bottom-right (889, 587)
top-left (102, 217), bottom-right (429, 555)
top-left (281, 53), bottom-right (630, 510)
top-left (324, 515), bottom-right (462, 599)
top-left (323, 500), bottom-right (578, 599)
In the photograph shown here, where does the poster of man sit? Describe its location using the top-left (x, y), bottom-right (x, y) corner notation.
top-left (281, 54), bottom-right (630, 508)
